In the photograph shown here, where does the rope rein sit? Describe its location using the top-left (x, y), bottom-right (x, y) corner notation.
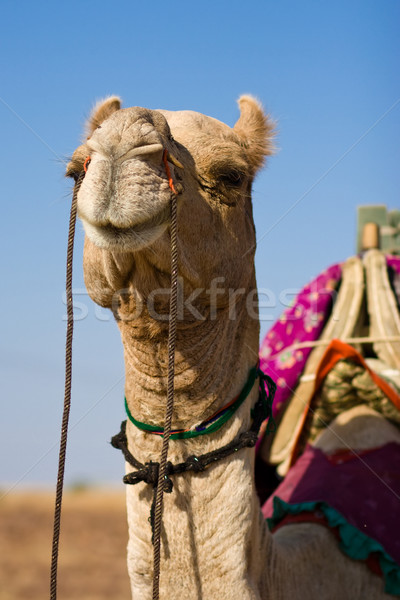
top-left (151, 150), bottom-right (179, 600)
top-left (50, 171), bottom-right (84, 600)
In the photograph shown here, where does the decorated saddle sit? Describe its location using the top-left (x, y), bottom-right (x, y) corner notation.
top-left (257, 251), bottom-right (400, 595)
top-left (257, 252), bottom-right (400, 472)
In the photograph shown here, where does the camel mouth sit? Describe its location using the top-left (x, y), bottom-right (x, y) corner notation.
top-left (81, 205), bottom-right (171, 251)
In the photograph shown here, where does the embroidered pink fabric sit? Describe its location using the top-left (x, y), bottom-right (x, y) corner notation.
top-left (259, 262), bottom-right (342, 419)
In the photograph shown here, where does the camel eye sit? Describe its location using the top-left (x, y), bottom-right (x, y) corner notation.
top-left (219, 170), bottom-right (245, 188)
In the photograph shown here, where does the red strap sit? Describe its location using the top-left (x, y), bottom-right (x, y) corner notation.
top-left (162, 149), bottom-right (178, 195)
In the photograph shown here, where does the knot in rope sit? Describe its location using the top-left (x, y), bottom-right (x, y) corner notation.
top-left (145, 461), bottom-right (161, 486)
top-left (121, 457), bottom-right (174, 492)
top-left (123, 461), bottom-right (159, 486)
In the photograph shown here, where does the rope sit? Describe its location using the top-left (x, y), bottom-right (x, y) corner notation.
top-left (152, 151), bottom-right (179, 600)
top-left (50, 172), bottom-right (84, 600)
top-left (111, 370), bottom-right (276, 489)
top-left (111, 368), bottom-right (276, 552)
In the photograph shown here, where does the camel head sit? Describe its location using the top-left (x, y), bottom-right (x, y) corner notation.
top-left (66, 96), bottom-right (274, 313)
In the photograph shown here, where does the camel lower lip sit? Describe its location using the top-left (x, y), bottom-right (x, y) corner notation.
top-left (82, 206), bottom-right (170, 250)
top-left (84, 202), bottom-right (171, 235)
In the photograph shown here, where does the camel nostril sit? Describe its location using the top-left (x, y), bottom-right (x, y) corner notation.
top-left (117, 143), bottom-right (165, 164)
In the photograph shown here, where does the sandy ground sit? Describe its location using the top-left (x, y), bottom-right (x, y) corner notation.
top-left (0, 489), bottom-right (131, 600)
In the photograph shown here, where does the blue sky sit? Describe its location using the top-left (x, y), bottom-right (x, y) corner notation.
top-left (1, 0), bottom-right (399, 488)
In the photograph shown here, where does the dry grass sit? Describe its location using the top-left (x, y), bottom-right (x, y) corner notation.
top-left (0, 489), bottom-right (131, 600)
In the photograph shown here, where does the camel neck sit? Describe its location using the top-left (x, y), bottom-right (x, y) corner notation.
top-left (118, 293), bottom-right (260, 431)
top-left (124, 363), bottom-right (265, 439)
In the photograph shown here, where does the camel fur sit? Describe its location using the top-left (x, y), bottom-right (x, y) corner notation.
top-left (66, 97), bottom-right (397, 599)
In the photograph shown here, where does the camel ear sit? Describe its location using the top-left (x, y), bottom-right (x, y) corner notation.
top-left (85, 95), bottom-right (122, 138)
top-left (233, 95), bottom-right (275, 171)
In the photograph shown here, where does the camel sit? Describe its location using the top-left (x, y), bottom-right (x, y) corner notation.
top-left (66, 96), bottom-right (400, 599)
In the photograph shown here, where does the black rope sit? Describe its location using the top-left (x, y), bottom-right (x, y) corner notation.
top-left (111, 370), bottom-right (276, 540)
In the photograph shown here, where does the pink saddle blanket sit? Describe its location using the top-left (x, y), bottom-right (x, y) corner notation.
top-left (262, 442), bottom-right (400, 594)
